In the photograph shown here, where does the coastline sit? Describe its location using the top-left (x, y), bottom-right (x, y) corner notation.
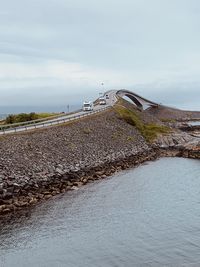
top-left (0, 146), bottom-right (199, 216)
top-left (0, 105), bottom-right (199, 217)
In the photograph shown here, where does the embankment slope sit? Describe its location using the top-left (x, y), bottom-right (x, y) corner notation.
top-left (0, 100), bottom-right (199, 215)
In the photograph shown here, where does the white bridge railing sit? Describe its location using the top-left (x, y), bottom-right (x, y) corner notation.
top-left (0, 106), bottom-right (111, 135)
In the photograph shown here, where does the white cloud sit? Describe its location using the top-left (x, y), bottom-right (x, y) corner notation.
top-left (0, 0), bottom-right (200, 108)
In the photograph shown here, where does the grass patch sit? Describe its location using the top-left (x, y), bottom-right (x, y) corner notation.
top-left (114, 105), bottom-right (170, 142)
top-left (37, 113), bottom-right (60, 119)
top-left (5, 112), bottom-right (59, 124)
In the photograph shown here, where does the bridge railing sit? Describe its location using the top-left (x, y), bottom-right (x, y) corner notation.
top-left (0, 106), bottom-right (111, 135)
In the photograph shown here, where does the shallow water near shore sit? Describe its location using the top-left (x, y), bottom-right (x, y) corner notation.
top-left (0, 157), bottom-right (200, 267)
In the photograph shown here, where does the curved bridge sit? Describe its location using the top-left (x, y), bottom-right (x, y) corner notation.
top-left (116, 89), bottom-right (159, 110)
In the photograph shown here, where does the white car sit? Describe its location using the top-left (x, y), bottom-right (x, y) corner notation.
top-left (99, 97), bottom-right (106, 105)
top-left (83, 101), bottom-right (93, 111)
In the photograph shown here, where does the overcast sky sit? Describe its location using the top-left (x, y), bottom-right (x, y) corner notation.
top-left (0, 0), bottom-right (200, 111)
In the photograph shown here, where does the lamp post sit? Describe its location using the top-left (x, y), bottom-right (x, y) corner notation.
top-left (99, 82), bottom-right (104, 98)
top-left (101, 82), bottom-right (104, 92)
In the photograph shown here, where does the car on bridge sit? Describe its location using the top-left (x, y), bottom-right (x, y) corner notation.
top-left (99, 97), bottom-right (106, 105)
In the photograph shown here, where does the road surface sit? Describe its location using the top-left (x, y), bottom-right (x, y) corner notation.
top-left (0, 91), bottom-right (118, 135)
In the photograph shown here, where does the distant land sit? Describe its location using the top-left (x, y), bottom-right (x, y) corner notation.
top-left (0, 104), bottom-right (81, 118)
top-left (0, 89), bottom-right (199, 119)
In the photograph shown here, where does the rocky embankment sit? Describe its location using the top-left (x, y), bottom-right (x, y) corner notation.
top-left (146, 105), bottom-right (200, 121)
top-left (0, 110), bottom-right (158, 215)
top-left (0, 106), bottom-right (199, 216)
top-left (146, 104), bottom-right (200, 158)
top-left (154, 131), bottom-right (200, 158)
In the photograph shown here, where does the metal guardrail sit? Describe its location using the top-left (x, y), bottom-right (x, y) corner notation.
top-left (0, 106), bottom-right (111, 135)
top-left (0, 109), bottom-right (82, 130)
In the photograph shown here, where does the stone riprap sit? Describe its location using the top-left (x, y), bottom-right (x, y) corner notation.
top-left (0, 106), bottom-right (199, 216)
top-left (0, 110), bottom-right (155, 214)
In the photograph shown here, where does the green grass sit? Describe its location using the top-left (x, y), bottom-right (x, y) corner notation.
top-left (37, 113), bottom-right (59, 119)
top-left (4, 112), bottom-right (59, 124)
top-left (114, 105), bottom-right (170, 142)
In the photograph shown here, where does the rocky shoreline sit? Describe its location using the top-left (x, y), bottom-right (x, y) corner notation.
top-left (0, 148), bottom-right (159, 215)
top-left (0, 145), bottom-right (199, 216)
top-left (0, 108), bottom-right (199, 216)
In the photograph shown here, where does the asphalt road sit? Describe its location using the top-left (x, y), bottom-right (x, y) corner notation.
top-left (0, 90), bottom-right (118, 135)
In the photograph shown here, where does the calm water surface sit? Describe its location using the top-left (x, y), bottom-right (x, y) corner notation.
top-left (0, 158), bottom-right (200, 267)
